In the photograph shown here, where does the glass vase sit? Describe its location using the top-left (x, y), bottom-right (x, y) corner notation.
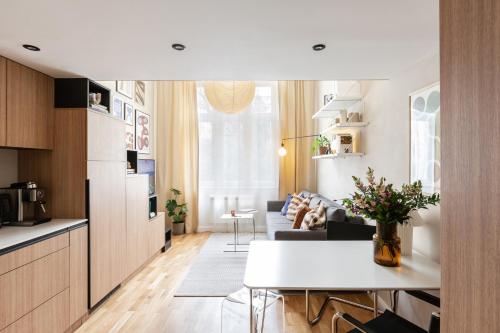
top-left (373, 222), bottom-right (401, 267)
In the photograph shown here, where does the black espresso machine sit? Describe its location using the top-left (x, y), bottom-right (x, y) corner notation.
top-left (0, 181), bottom-right (51, 227)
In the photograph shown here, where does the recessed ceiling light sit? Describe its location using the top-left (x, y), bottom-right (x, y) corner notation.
top-left (312, 44), bottom-right (326, 51)
top-left (22, 44), bottom-right (41, 52)
top-left (172, 43), bottom-right (186, 51)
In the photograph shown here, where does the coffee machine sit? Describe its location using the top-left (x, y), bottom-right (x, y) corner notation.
top-left (0, 182), bottom-right (51, 227)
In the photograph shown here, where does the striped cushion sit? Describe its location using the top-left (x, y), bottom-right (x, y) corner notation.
top-left (286, 195), bottom-right (310, 221)
top-left (292, 204), bottom-right (311, 229)
top-left (301, 202), bottom-right (326, 230)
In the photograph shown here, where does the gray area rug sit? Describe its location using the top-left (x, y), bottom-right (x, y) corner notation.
top-left (175, 233), bottom-right (267, 297)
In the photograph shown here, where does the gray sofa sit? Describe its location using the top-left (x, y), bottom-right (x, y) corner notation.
top-left (266, 190), bottom-right (365, 241)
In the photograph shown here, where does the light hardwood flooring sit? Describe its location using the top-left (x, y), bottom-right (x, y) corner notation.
top-left (76, 233), bottom-right (374, 333)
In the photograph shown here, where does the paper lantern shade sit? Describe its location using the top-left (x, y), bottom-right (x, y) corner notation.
top-left (203, 81), bottom-right (256, 114)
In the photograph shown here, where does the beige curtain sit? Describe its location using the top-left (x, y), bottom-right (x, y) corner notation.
top-left (278, 81), bottom-right (317, 199)
top-left (156, 81), bottom-right (199, 233)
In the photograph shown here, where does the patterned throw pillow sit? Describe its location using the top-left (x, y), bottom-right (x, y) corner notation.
top-left (281, 193), bottom-right (293, 216)
top-left (292, 204), bottom-right (311, 229)
top-left (301, 202), bottom-right (326, 230)
top-left (286, 195), bottom-right (310, 221)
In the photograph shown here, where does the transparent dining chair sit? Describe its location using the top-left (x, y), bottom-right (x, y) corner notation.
top-left (221, 287), bottom-right (285, 333)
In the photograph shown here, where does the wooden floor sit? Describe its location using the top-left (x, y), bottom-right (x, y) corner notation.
top-left (77, 233), bottom-right (374, 333)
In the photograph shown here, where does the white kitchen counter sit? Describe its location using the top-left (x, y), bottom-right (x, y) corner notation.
top-left (0, 219), bottom-right (88, 254)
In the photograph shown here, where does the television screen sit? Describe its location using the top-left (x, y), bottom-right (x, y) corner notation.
top-left (137, 159), bottom-right (155, 195)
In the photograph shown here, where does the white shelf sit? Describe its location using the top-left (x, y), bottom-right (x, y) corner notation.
top-left (312, 153), bottom-right (364, 160)
top-left (320, 122), bottom-right (369, 134)
top-left (312, 96), bottom-right (362, 119)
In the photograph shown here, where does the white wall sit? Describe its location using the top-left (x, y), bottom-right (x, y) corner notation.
top-left (317, 54), bottom-right (440, 328)
top-left (0, 149), bottom-right (17, 187)
top-left (98, 81), bottom-right (156, 160)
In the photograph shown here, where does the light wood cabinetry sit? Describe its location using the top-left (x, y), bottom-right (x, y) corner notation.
top-left (88, 160), bottom-right (126, 307)
top-left (87, 110), bottom-right (126, 161)
top-left (69, 226), bottom-right (88, 324)
top-left (125, 175), bottom-right (149, 276)
top-left (0, 225), bottom-right (86, 333)
top-left (0, 247), bottom-right (69, 330)
top-left (5, 60), bottom-right (53, 149)
top-left (0, 57), bottom-right (6, 146)
top-left (32, 290), bottom-right (69, 333)
top-left (149, 212), bottom-right (166, 258)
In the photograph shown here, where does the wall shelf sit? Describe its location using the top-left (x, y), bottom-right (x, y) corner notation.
top-left (312, 95), bottom-right (362, 119)
top-left (320, 122), bottom-right (369, 134)
top-left (312, 152), bottom-right (364, 160)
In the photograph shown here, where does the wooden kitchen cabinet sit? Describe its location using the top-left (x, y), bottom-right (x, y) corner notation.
top-left (69, 225), bottom-right (88, 324)
top-left (0, 57), bottom-right (6, 146)
top-left (88, 160), bottom-right (126, 307)
top-left (125, 175), bottom-right (149, 276)
top-left (6, 60), bottom-right (53, 149)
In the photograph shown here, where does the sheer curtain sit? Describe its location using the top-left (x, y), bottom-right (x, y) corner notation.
top-left (197, 82), bottom-right (279, 231)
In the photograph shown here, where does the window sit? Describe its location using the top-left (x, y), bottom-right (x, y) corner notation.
top-left (197, 82), bottom-right (279, 230)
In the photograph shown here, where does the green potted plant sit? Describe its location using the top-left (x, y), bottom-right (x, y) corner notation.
top-left (166, 188), bottom-right (188, 235)
top-left (343, 168), bottom-right (440, 267)
top-left (311, 135), bottom-right (331, 155)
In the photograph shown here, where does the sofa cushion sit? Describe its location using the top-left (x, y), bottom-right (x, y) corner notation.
top-left (286, 195), bottom-right (310, 221)
top-left (293, 204), bottom-right (310, 229)
top-left (280, 194), bottom-right (292, 216)
top-left (301, 202), bottom-right (327, 230)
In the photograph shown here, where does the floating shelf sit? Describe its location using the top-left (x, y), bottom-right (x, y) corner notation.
top-left (312, 152), bottom-right (364, 160)
top-left (312, 96), bottom-right (362, 119)
top-left (320, 122), bottom-right (369, 134)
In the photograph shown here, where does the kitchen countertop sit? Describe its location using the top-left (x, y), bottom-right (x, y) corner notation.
top-left (0, 219), bottom-right (88, 255)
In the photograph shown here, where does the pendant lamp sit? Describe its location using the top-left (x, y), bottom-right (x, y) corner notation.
top-left (204, 81), bottom-right (256, 114)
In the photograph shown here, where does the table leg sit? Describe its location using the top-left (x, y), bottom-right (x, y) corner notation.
top-left (249, 288), bottom-right (254, 333)
top-left (373, 291), bottom-right (378, 318)
top-left (306, 290), bottom-right (310, 324)
top-left (234, 220), bottom-right (237, 252)
top-left (236, 218), bottom-right (239, 245)
top-left (253, 216), bottom-right (256, 240)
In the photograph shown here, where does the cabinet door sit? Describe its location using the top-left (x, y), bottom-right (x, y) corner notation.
top-left (149, 212), bottom-right (166, 257)
top-left (6, 60), bottom-right (53, 149)
top-left (87, 110), bottom-right (126, 161)
top-left (69, 226), bottom-right (88, 324)
top-left (0, 57), bottom-right (6, 146)
top-left (125, 175), bottom-right (149, 277)
top-left (32, 289), bottom-right (69, 333)
top-left (88, 161), bottom-right (126, 307)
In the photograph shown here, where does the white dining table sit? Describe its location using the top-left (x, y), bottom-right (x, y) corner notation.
top-left (243, 241), bottom-right (441, 332)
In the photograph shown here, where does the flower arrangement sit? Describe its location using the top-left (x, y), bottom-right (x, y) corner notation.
top-left (343, 167), bottom-right (440, 225)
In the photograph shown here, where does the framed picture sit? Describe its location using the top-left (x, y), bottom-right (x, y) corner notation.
top-left (116, 81), bottom-right (133, 98)
top-left (124, 102), bottom-right (134, 125)
top-left (135, 81), bottom-right (146, 107)
top-left (112, 96), bottom-right (123, 119)
top-left (135, 110), bottom-right (150, 154)
top-left (410, 82), bottom-right (440, 193)
top-left (125, 124), bottom-right (135, 150)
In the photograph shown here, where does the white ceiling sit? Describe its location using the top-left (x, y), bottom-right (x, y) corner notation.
top-left (0, 0), bottom-right (438, 80)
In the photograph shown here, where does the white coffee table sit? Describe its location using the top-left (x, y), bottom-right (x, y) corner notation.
top-left (220, 213), bottom-right (256, 252)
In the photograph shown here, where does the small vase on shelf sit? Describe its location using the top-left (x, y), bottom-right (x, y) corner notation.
top-left (373, 222), bottom-right (401, 267)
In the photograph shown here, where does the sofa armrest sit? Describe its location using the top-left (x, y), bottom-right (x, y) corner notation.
top-left (267, 200), bottom-right (286, 212)
top-left (326, 221), bottom-right (376, 240)
top-left (275, 230), bottom-right (327, 241)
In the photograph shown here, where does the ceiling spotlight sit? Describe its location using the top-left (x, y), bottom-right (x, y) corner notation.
top-left (172, 43), bottom-right (186, 51)
top-left (312, 43), bottom-right (326, 51)
top-left (22, 44), bottom-right (40, 52)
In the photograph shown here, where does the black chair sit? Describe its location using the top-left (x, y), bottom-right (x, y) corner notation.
top-left (332, 290), bottom-right (440, 333)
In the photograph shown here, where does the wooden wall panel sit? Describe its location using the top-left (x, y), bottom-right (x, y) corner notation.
top-left (69, 226), bottom-right (88, 324)
top-left (0, 57), bottom-right (6, 146)
top-left (6, 60), bottom-right (53, 149)
top-left (441, 0), bottom-right (500, 332)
